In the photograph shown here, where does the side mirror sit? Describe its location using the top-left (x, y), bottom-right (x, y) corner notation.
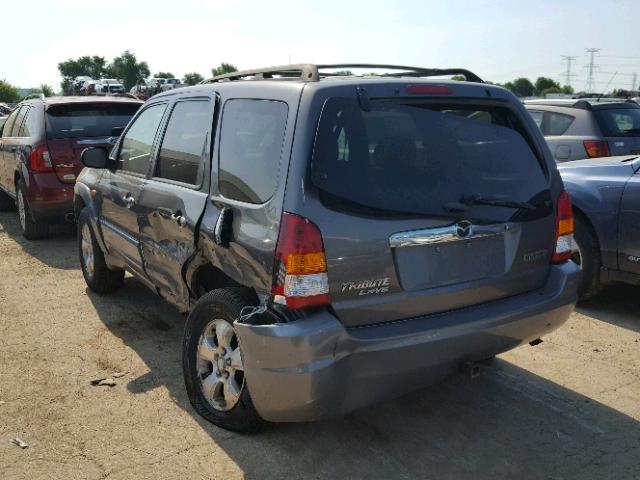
top-left (81, 147), bottom-right (109, 168)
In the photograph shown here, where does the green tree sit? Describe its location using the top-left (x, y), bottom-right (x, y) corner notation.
top-left (561, 85), bottom-right (574, 94)
top-left (40, 84), bottom-right (54, 97)
top-left (540, 86), bottom-right (562, 97)
top-left (451, 75), bottom-right (466, 81)
top-left (505, 77), bottom-right (534, 97)
top-left (108, 51), bottom-right (150, 90)
top-left (534, 76), bottom-right (560, 96)
top-left (58, 56), bottom-right (108, 81)
top-left (211, 62), bottom-right (238, 77)
top-left (183, 72), bottom-right (204, 85)
top-left (0, 79), bottom-right (20, 103)
top-left (154, 71), bottom-right (175, 79)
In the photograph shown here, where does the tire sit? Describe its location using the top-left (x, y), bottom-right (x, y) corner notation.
top-left (183, 288), bottom-right (264, 433)
top-left (572, 214), bottom-right (601, 301)
top-left (0, 189), bottom-right (14, 211)
top-left (77, 208), bottom-right (124, 293)
top-left (16, 182), bottom-right (49, 240)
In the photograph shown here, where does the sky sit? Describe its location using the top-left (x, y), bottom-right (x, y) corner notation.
top-left (2, 0), bottom-right (639, 92)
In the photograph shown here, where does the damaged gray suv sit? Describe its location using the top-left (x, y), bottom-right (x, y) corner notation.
top-left (74, 64), bottom-right (580, 432)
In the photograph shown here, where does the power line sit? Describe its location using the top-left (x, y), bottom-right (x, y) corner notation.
top-left (584, 48), bottom-right (600, 92)
top-left (561, 55), bottom-right (577, 87)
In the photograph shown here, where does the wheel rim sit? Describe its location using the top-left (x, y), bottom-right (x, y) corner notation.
top-left (81, 224), bottom-right (95, 278)
top-left (571, 237), bottom-right (582, 267)
top-left (17, 189), bottom-right (26, 232)
top-left (196, 319), bottom-right (244, 412)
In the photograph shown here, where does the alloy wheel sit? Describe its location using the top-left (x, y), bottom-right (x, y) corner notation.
top-left (81, 224), bottom-right (95, 278)
top-left (196, 319), bottom-right (244, 412)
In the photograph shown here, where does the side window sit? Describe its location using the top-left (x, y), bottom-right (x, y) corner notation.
top-left (546, 112), bottom-right (574, 136)
top-left (528, 110), bottom-right (544, 130)
top-left (0, 108), bottom-right (21, 137)
top-left (218, 99), bottom-right (288, 203)
top-left (117, 103), bottom-right (166, 175)
top-left (8, 106), bottom-right (28, 137)
top-left (154, 99), bottom-right (211, 185)
top-left (19, 107), bottom-right (37, 137)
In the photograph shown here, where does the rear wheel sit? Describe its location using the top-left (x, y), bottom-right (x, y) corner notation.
top-left (16, 182), bottom-right (48, 240)
top-left (571, 215), bottom-right (601, 301)
top-left (77, 208), bottom-right (124, 293)
top-left (183, 288), bottom-right (264, 433)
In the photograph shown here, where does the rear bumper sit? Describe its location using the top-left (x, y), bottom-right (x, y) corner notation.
top-left (24, 172), bottom-right (74, 221)
top-left (235, 262), bottom-right (580, 422)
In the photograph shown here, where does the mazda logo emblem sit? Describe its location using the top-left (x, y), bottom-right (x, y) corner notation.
top-left (456, 220), bottom-right (472, 238)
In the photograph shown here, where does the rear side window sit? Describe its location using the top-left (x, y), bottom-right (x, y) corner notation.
top-left (594, 108), bottom-right (640, 136)
top-left (1, 108), bottom-right (21, 137)
top-left (528, 109), bottom-right (544, 129)
top-left (46, 103), bottom-right (140, 139)
top-left (117, 103), bottom-right (166, 175)
top-left (10, 106), bottom-right (28, 137)
top-left (21, 107), bottom-right (38, 137)
top-left (312, 98), bottom-right (547, 222)
top-left (546, 112), bottom-right (574, 135)
top-left (218, 99), bottom-right (288, 203)
top-left (155, 99), bottom-right (211, 185)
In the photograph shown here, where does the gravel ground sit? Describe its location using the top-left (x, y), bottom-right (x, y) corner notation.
top-left (0, 209), bottom-right (639, 480)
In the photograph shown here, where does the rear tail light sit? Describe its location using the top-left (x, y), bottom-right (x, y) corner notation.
top-left (551, 190), bottom-right (574, 264)
top-left (272, 212), bottom-right (331, 309)
top-left (583, 140), bottom-right (610, 158)
top-left (406, 84), bottom-right (453, 95)
top-left (28, 146), bottom-right (54, 173)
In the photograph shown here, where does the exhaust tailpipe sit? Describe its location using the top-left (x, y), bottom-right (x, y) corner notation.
top-left (460, 360), bottom-right (481, 379)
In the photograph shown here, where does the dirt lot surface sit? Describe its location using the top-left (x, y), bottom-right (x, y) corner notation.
top-left (1, 210), bottom-right (639, 480)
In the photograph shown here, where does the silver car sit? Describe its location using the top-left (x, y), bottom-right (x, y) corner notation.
top-left (525, 98), bottom-right (640, 162)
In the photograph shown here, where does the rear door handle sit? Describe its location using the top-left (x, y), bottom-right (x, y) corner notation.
top-left (122, 195), bottom-right (135, 208)
top-left (157, 207), bottom-right (186, 227)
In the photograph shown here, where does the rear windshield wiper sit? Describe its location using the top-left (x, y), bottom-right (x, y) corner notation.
top-left (460, 194), bottom-right (537, 211)
top-left (621, 128), bottom-right (640, 134)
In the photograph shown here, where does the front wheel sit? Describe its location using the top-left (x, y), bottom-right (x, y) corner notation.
top-left (77, 208), bottom-right (124, 293)
top-left (183, 289), bottom-right (264, 433)
top-left (571, 215), bottom-right (601, 301)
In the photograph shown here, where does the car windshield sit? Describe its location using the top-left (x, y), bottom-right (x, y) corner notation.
top-left (311, 97), bottom-right (548, 222)
top-left (46, 103), bottom-right (140, 139)
top-left (594, 107), bottom-right (640, 136)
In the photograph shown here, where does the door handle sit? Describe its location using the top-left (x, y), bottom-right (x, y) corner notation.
top-left (157, 207), bottom-right (186, 227)
top-left (122, 195), bottom-right (135, 208)
top-left (214, 207), bottom-right (234, 247)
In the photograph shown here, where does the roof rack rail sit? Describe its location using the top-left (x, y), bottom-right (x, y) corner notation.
top-left (201, 64), bottom-right (483, 84)
top-left (23, 93), bottom-right (45, 101)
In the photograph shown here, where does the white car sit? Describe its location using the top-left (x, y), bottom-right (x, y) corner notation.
top-left (94, 79), bottom-right (126, 95)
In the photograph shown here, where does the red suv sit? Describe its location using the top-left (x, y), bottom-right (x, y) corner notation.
top-left (0, 96), bottom-right (141, 239)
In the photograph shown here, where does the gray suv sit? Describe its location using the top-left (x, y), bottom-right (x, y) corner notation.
top-left (74, 64), bottom-right (580, 432)
top-left (525, 98), bottom-right (640, 162)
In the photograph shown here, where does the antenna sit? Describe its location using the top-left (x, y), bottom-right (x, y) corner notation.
top-left (561, 55), bottom-right (577, 87)
top-left (597, 72), bottom-right (617, 101)
top-left (584, 48), bottom-right (600, 92)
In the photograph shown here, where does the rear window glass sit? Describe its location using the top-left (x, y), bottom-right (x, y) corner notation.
top-left (594, 108), bottom-right (640, 136)
top-left (311, 98), bottom-right (547, 221)
top-left (46, 103), bottom-right (140, 139)
top-left (218, 99), bottom-right (288, 203)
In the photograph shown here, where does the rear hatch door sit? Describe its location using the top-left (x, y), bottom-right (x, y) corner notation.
top-left (593, 104), bottom-right (640, 156)
top-left (45, 102), bottom-right (141, 183)
top-left (308, 95), bottom-right (555, 327)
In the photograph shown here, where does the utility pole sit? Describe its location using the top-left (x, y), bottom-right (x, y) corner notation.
top-left (585, 48), bottom-right (600, 93)
top-left (561, 55), bottom-right (577, 87)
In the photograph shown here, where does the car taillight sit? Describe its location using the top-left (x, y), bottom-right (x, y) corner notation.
top-left (583, 140), bottom-right (610, 158)
top-left (551, 190), bottom-right (574, 264)
top-left (272, 212), bottom-right (331, 309)
top-left (28, 146), bottom-right (54, 173)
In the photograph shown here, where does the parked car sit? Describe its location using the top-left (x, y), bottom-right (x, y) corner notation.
top-left (0, 96), bottom-right (142, 238)
top-left (82, 80), bottom-right (98, 96)
top-left (94, 79), bottom-right (126, 95)
top-left (558, 155), bottom-right (640, 299)
top-left (0, 116), bottom-right (6, 131)
top-left (73, 76), bottom-right (93, 95)
top-left (74, 63), bottom-right (580, 432)
top-left (162, 78), bottom-right (184, 90)
top-left (525, 98), bottom-right (640, 162)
